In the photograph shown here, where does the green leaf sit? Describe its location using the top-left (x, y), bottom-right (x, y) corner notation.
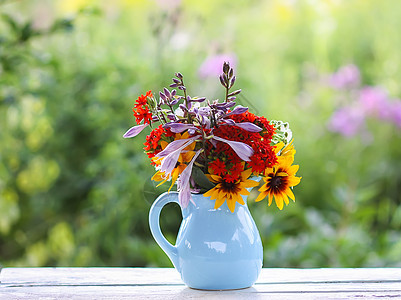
top-left (192, 167), bottom-right (215, 191)
top-left (20, 22), bottom-right (33, 42)
top-left (1, 13), bottom-right (19, 33)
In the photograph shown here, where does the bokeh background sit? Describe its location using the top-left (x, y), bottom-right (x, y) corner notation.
top-left (1, 0), bottom-right (401, 268)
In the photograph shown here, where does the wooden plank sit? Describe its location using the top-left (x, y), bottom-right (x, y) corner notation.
top-left (1, 268), bottom-right (401, 299)
top-left (0, 267), bottom-right (182, 286)
top-left (257, 268), bottom-right (401, 284)
top-left (1, 283), bottom-right (401, 299)
top-left (2, 268), bottom-right (401, 286)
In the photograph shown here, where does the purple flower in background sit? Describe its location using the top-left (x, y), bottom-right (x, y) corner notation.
top-left (359, 86), bottom-right (392, 120)
top-left (330, 64), bottom-right (360, 89)
top-left (390, 100), bottom-right (401, 128)
top-left (198, 54), bottom-right (237, 79)
top-left (325, 64), bottom-right (401, 137)
top-left (328, 106), bottom-right (366, 137)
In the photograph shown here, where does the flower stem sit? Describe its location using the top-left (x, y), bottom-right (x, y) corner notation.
top-left (181, 78), bottom-right (192, 124)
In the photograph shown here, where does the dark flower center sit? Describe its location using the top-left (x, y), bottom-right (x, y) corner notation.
top-left (268, 172), bottom-right (288, 193)
top-left (221, 181), bottom-right (241, 193)
top-left (270, 176), bottom-right (282, 188)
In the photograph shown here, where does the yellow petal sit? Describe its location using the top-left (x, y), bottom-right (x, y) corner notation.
top-left (264, 168), bottom-right (273, 176)
top-left (259, 183), bottom-right (270, 192)
top-left (236, 195), bottom-right (245, 205)
top-left (243, 179), bottom-right (260, 188)
top-left (179, 150), bottom-right (196, 163)
top-left (204, 188), bottom-right (216, 198)
top-left (207, 174), bottom-right (222, 183)
top-left (241, 168), bottom-right (253, 181)
top-left (230, 191), bottom-right (241, 204)
top-left (151, 171), bottom-right (163, 182)
top-left (186, 141), bottom-right (196, 151)
top-left (152, 156), bottom-right (163, 166)
top-left (288, 176), bottom-right (301, 187)
top-left (288, 164), bottom-right (299, 176)
top-left (211, 186), bottom-right (222, 200)
top-left (227, 198), bottom-right (236, 213)
top-left (214, 196), bottom-right (226, 209)
top-left (275, 193), bottom-right (284, 210)
top-left (160, 140), bottom-right (168, 149)
top-left (285, 187), bottom-right (295, 201)
top-left (278, 155), bottom-right (293, 169)
top-left (168, 166), bottom-right (186, 191)
top-left (267, 192), bottom-right (273, 206)
top-left (238, 186), bottom-right (250, 195)
top-left (156, 180), bottom-right (168, 187)
top-left (168, 173), bottom-right (179, 192)
top-left (281, 140), bottom-right (295, 157)
top-left (274, 142), bottom-right (285, 154)
top-left (255, 192), bottom-right (267, 202)
top-left (282, 193), bottom-right (289, 205)
top-left (219, 190), bottom-right (228, 201)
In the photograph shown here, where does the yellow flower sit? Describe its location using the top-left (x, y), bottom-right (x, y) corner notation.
top-left (274, 140), bottom-right (296, 158)
top-left (204, 169), bottom-right (259, 213)
top-left (176, 131), bottom-right (196, 163)
top-left (151, 131), bottom-right (196, 191)
top-left (151, 164), bottom-right (187, 192)
top-left (255, 155), bottom-right (301, 210)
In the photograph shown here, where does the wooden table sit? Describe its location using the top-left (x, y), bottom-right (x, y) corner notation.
top-left (1, 268), bottom-right (401, 299)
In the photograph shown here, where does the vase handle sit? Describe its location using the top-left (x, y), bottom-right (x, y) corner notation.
top-left (149, 192), bottom-right (180, 271)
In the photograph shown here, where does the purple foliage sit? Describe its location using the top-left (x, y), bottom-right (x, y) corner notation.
top-left (123, 124), bottom-right (149, 138)
top-left (177, 150), bottom-right (201, 207)
top-left (164, 122), bottom-right (198, 133)
top-left (212, 136), bottom-right (254, 161)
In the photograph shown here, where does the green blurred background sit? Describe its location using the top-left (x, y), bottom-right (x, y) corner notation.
top-left (1, 0), bottom-right (401, 268)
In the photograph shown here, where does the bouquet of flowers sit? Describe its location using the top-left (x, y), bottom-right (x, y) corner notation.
top-left (124, 62), bottom-right (301, 212)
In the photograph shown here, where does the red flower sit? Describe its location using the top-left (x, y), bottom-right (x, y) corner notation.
top-left (210, 124), bottom-right (248, 164)
top-left (134, 90), bottom-right (152, 107)
top-left (133, 91), bottom-right (153, 125)
top-left (143, 124), bottom-right (173, 163)
top-left (230, 111), bottom-right (275, 140)
top-left (225, 111), bottom-right (277, 173)
top-left (209, 159), bottom-right (227, 175)
top-left (249, 140), bottom-right (277, 172)
top-left (223, 173), bottom-right (239, 183)
top-left (230, 162), bottom-right (244, 179)
top-left (255, 115), bottom-right (275, 140)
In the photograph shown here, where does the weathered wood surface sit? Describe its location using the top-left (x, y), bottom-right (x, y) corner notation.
top-left (1, 268), bottom-right (401, 299)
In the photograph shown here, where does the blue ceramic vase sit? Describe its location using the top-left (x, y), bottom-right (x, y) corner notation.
top-left (149, 191), bottom-right (263, 290)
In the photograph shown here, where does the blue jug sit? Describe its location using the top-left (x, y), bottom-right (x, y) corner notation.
top-left (149, 191), bottom-right (263, 290)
